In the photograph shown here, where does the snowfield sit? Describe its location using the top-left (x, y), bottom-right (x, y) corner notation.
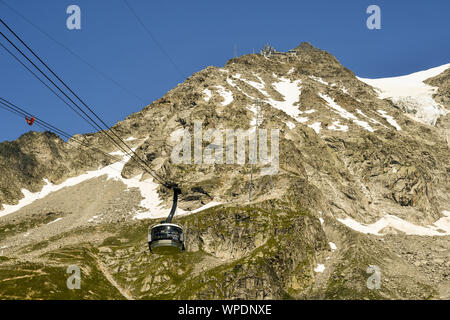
top-left (0, 152), bottom-right (222, 220)
top-left (358, 64), bottom-right (450, 126)
top-left (227, 71), bottom-right (420, 135)
top-left (0, 161), bottom-right (129, 218)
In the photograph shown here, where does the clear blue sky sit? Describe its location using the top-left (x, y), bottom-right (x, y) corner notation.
top-left (0, 0), bottom-right (449, 141)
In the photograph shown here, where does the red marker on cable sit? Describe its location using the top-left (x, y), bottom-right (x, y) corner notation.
top-left (25, 116), bottom-right (35, 126)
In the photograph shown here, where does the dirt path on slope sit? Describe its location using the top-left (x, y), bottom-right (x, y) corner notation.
top-left (88, 251), bottom-right (134, 300)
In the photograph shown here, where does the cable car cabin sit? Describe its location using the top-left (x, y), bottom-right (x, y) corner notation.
top-left (148, 223), bottom-right (185, 255)
top-left (148, 186), bottom-right (184, 255)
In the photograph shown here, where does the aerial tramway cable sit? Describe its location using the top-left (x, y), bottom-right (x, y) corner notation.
top-left (0, 39), bottom-right (162, 180)
top-left (0, 20), bottom-right (169, 187)
top-left (0, 0), bottom-right (146, 104)
top-left (0, 18), bottom-right (185, 254)
top-left (123, 0), bottom-right (186, 79)
top-left (0, 97), bottom-right (167, 190)
top-left (0, 42), bottom-right (96, 127)
top-left (0, 97), bottom-right (174, 190)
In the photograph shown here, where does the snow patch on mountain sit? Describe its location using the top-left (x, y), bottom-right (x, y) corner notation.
top-left (203, 88), bottom-right (212, 102)
top-left (47, 217), bottom-right (63, 225)
top-left (353, 119), bottom-right (375, 132)
top-left (319, 93), bottom-right (375, 132)
top-left (329, 242), bottom-right (337, 251)
top-left (0, 151), bottom-right (220, 220)
top-left (328, 120), bottom-right (349, 132)
top-left (190, 201), bottom-right (222, 214)
top-left (285, 121), bottom-right (296, 129)
top-left (267, 77), bottom-right (303, 121)
top-left (308, 122), bottom-right (321, 134)
top-left (377, 110), bottom-right (402, 131)
top-left (314, 264), bottom-right (325, 273)
top-left (310, 76), bottom-right (328, 86)
top-left (230, 73), bottom-right (304, 124)
top-left (338, 210), bottom-right (450, 236)
top-left (356, 109), bottom-right (388, 128)
top-left (215, 85), bottom-right (233, 106)
top-left (0, 161), bottom-right (129, 218)
top-left (233, 73), bottom-right (269, 96)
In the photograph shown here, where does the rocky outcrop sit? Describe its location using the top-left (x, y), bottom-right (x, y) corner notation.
top-left (424, 67), bottom-right (450, 108)
top-left (0, 131), bottom-right (110, 208)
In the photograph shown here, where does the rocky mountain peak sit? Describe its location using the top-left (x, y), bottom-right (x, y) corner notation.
top-left (0, 43), bottom-right (449, 300)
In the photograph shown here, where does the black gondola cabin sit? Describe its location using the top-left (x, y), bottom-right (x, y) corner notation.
top-left (147, 187), bottom-right (184, 255)
top-left (148, 223), bottom-right (185, 254)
